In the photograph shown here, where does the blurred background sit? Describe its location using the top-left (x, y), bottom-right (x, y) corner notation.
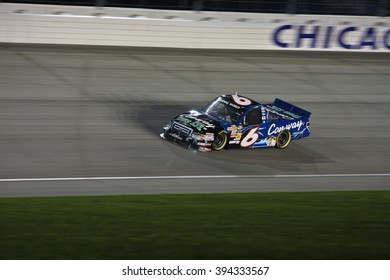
top-left (2, 0), bottom-right (390, 16)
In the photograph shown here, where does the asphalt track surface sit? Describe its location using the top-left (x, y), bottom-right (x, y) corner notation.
top-left (0, 44), bottom-right (389, 197)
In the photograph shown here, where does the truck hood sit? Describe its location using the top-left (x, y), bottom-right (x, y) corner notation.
top-left (172, 111), bottom-right (219, 133)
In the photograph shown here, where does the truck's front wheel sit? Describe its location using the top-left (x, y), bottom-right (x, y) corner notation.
top-left (212, 131), bottom-right (228, 151)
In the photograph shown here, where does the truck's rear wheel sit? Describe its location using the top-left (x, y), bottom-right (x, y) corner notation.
top-left (275, 130), bottom-right (291, 149)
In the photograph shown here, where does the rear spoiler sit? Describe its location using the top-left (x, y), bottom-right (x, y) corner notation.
top-left (273, 98), bottom-right (311, 118)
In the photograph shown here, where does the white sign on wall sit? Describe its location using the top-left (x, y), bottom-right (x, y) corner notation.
top-left (271, 24), bottom-right (390, 51)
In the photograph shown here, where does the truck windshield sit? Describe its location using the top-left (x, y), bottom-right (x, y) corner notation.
top-left (202, 97), bottom-right (244, 123)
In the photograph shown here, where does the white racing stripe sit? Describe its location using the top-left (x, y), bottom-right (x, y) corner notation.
top-left (0, 174), bottom-right (390, 182)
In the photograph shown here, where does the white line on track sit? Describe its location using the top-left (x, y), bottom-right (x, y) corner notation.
top-left (0, 174), bottom-right (390, 182)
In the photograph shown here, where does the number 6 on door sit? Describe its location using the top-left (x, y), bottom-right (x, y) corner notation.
top-left (240, 127), bottom-right (259, 148)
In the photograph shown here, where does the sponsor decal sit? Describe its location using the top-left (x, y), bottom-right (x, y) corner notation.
top-left (191, 121), bottom-right (205, 132)
top-left (198, 147), bottom-right (212, 152)
top-left (228, 125), bottom-right (243, 139)
top-left (273, 25), bottom-right (390, 50)
top-left (231, 133), bottom-right (242, 140)
top-left (228, 125), bottom-right (242, 131)
top-left (265, 105), bottom-right (300, 119)
top-left (227, 126), bottom-right (236, 131)
top-left (292, 131), bottom-right (304, 139)
top-left (176, 116), bottom-right (192, 124)
top-left (184, 115), bottom-right (216, 129)
top-left (169, 133), bottom-right (183, 140)
top-left (197, 142), bottom-right (212, 147)
top-left (268, 120), bottom-right (304, 135)
top-left (220, 98), bottom-right (241, 109)
top-left (234, 132), bottom-right (242, 140)
top-left (266, 136), bottom-right (276, 147)
top-left (193, 132), bottom-right (214, 141)
top-left (175, 116), bottom-right (211, 132)
top-left (205, 133), bottom-right (214, 141)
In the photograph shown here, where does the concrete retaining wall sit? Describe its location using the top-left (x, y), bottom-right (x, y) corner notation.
top-left (1, 3), bottom-right (389, 51)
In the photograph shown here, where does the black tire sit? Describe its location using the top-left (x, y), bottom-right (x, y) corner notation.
top-left (275, 130), bottom-right (292, 149)
top-left (212, 131), bottom-right (228, 151)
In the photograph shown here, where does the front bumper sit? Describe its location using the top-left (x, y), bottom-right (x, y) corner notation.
top-left (160, 124), bottom-right (213, 152)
